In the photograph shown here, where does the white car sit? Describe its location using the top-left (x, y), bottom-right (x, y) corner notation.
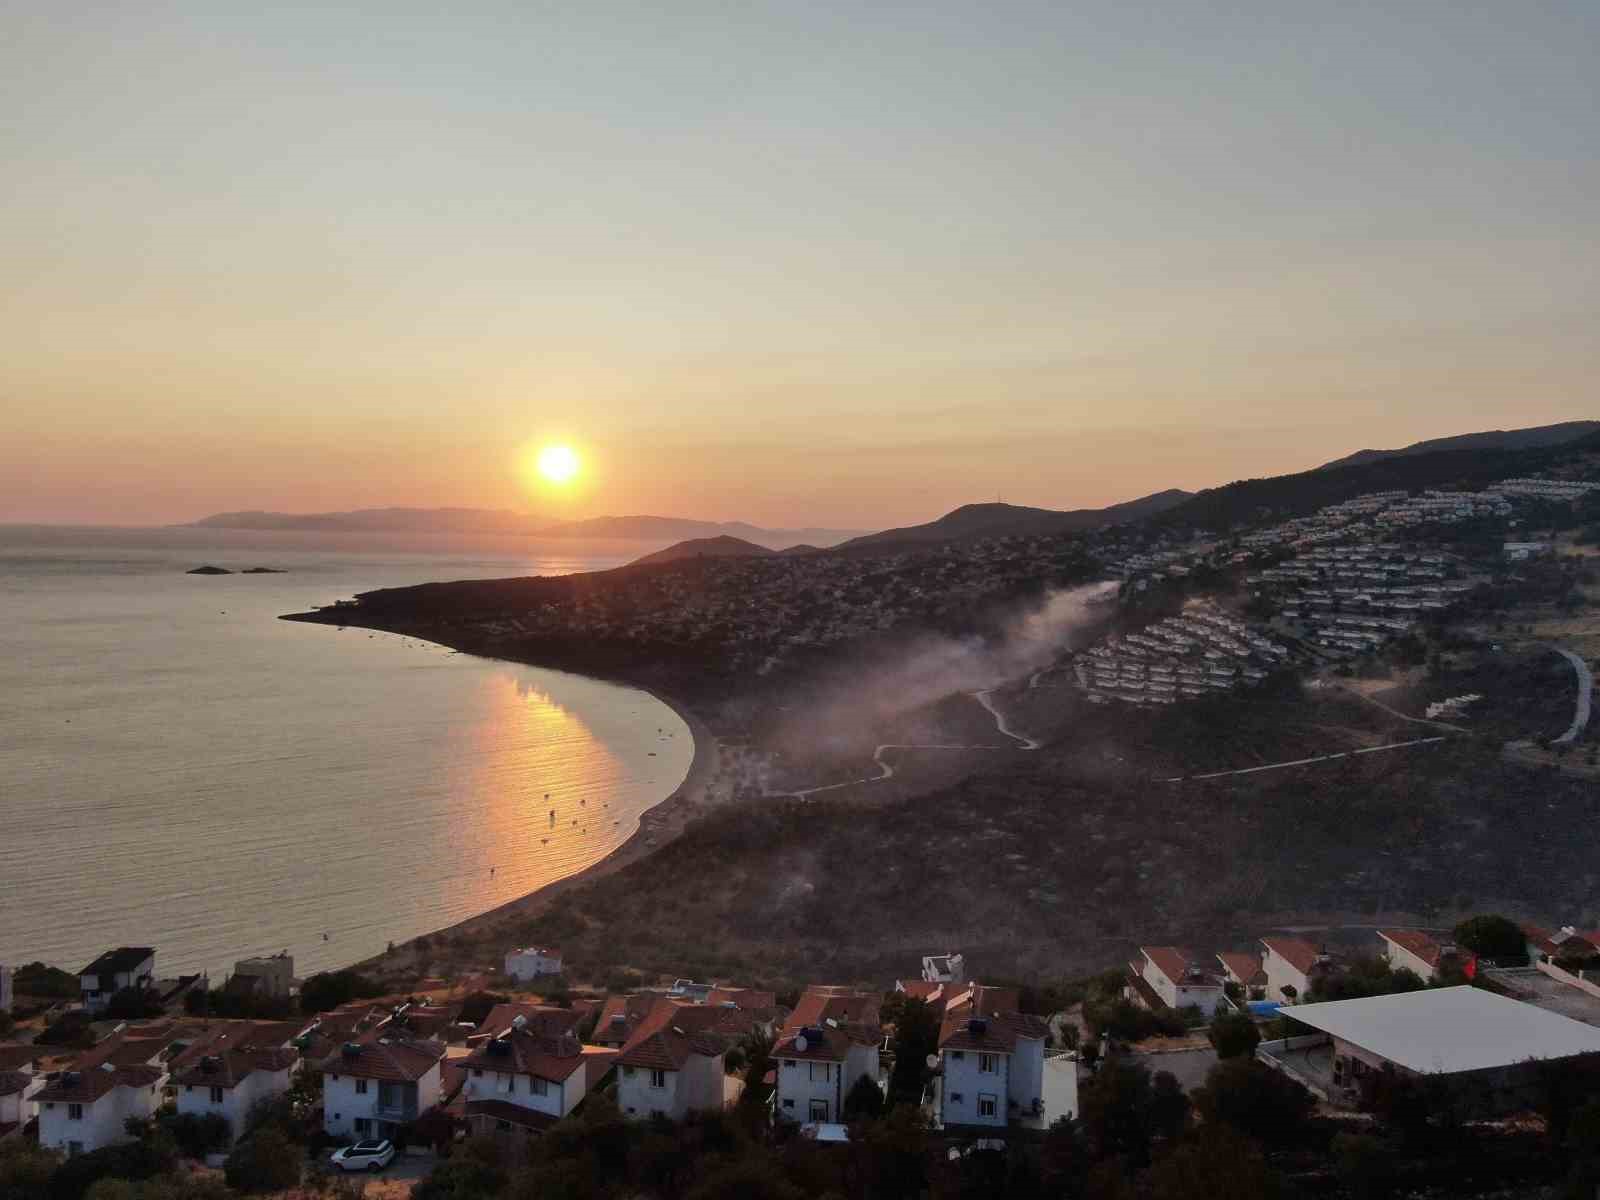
top-left (331, 1139), bottom-right (396, 1173)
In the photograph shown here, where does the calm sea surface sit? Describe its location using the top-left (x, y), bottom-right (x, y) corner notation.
top-left (0, 526), bottom-right (694, 981)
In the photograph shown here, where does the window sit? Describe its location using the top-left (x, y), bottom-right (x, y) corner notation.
top-left (67, 1104), bottom-right (84, 1121)
top-left (185, 1086), bottom-right (193, 1093)
top-left (808, 1062), bottom-right (829, 1082)
top-left (355, 1079), bottom-right (369, 1095)
top-left (354, 1119), bottom-right (371, 1135)
top-left (472, 1069), bottom-right (483, 1078)
top-left (809, 1099), bottom-right (828, 1122)
top-left (782, 1098), bottom-right (794, 1109)
top-left (496, 1120), bottom-right (510, 1132)
top-left (530, 1077), bottom-right (548, 1096)
top-left (950, 1093), bottom-right (963, 1103)
top-left (978, 1053), bottom-right (998, 1074)
top-left (950, 1051), bottom-right (964, 1061)
top-left (978, 1094), bottom-right (998, 1118)
top-left (649, 1069), bottom-right (666, 1089)
top-left (67, 1141), bottom-right (83, 1157)
top-left (622, 1066), bottom-right (634, 1077)
top-left (210, 1087), bottom-right (224, 1104)
top-left (782, 1059), bottom-right (796, 1070)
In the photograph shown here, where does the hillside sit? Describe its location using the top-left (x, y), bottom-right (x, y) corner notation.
top-left (533, 514), bottom-right (860, 547)
top-left (628, 535), bottom-right (776, 566)
top-left (1319, 421), bottom-right (1600, 471)
top-left (1159, 429), bottom-right (1600, 532)
top-left (835, 489), bottom-right (1193, 551)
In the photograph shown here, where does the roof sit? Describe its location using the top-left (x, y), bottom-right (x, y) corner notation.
top-left (0, 1072), bottom-right (32, 1098)
top-left (773, 1023), bottom-right (876, 1062)
top-left (707, 987), bottom-right (776, 1009)
top-left (783, 988), bottom-right (881, 1037)
top-left (79, 948), bottom-right (155, 978)
top-left (1378, 929), bottom-right (1446, 969)
top-left (472, 1004), bottom-right (582, 1043)
top-left (594, 994), bottom-right (664, 1044)
top-left (506, 946), bottom-right (560, 958)
top-left (34, 1064), bottom-right (165, 1104)
top-left (896, 981), bottom-right (943, 1002)
top-left (1284, 986), bottom-right (1600, 1074)
top-left (943, 984), bottom-right (1021, 1019)
top-left (1216, 952), bottom-right (1267, 987)
top-left (461, 1028), bottom-right (588, 1083)
top-left (1141, 947), bottom-right (1223, 988)
top-left (1260, 937), bottom-right (1323, 976)
top-left (319, 1037), bottom-right (444, 1082)
top-left (465, 1099), bottom-right (561, 1132)
top-left (171, 1048), bottom-right (297, 1089)
top-left (938, 1011), bottom-right (1050, 1054)
top-left (0, 1045), bottom-right (41, 1073)
top-left (617, 1002), bottom-right (734, 1071)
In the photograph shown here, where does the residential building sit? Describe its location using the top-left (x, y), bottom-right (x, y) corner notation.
top-left (230, 953), bottom-right (295, 1000)
top-left (593, 993), bottom-right (667, 1048)
top-left (616, 1005), bottom-right (731, 1121)
top-left (460, 1019), bottom-right (615, 1138)
top-left (772, 988), bottom-right (883, 1125)
top-left (1125, 948), bottom-right (1227, 1018)
top-left (922, 953), bottom-right (966, 984)
top-left (78, 948), bottom-right (156, 1013)
top-left (931, 1010), bottom-right (1061, 1130)
top-left (503, 947), bottom-right (563, 982)
top-left (0, 1045), bottom-right (44, 1140)
top-left (320, 1036), bottom-right (445, 1141)
top-left (1260, 937), bottom-right (1331, 1004)
top-left (1257, 986), bottom-right (1600, 1114)
top-left (1377, 929), bottom-right (1455, 981)
top-left (1216, 951), bottom-right (1268, 1001)
top-left (470, 1003), bottom-right (583, 1045)
top-left (172, 1048), bottom-right (298, 1140)
top-left (36, 1063), bottom-right (167, 1155)
top-left (1523, 924), bottom-right (1600, 965)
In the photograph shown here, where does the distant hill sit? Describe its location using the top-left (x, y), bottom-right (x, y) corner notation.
top-left (1318, 421), bottom-right (1600, 471)
top-left (189, 508), bottom-right (861, 548)
top-left (629, 535), bottom-right (777, 567)
top-left (835, 489), bottom-right (1194, 551)
top-left (1158, 428), bottom-right (1600, 533)
top-left (537, 515), bottom-right (861, 548)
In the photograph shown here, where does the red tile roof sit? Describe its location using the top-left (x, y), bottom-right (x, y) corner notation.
top-left (466, 1098), bottom-right (560, 1132)
top-left (319, 1037), bottom-right (444, 1083)
top-left (937, 1010), bottom-right (1049, 1054)
top-left (171, 1048), bottom-right (297, 1090)
top-left (1378, 929), bottom-right (1445, 969)
top-left (461, 1028), bottom-right (587, 1083)
top-left (782, 988), bottom-right (881, 1037)
top-left (706, 988), bottom-right (776, 1009)
top-left (472, 1004), bottom-right (583, 1043)
top-left (35, 1064), bottom-right (165, 1105)
top-left (1140, 947), bottom-right (1222, 987)
top-left (0, 1045), bottom-right (40, 1073)
top-left (1216, 952), bottom-right (1267, 987)
top-left (0, 1072), bottom-right (32, 1098)
top-left (1260, 937), bottom-right (1322, 977)
top-left (594, 994), bottom-right (666, 1045)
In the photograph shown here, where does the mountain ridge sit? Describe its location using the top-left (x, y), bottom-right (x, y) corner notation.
top-left (1318, 421), bottom-right (1600, 471)
top-left (834, 488), bottom-right (1195, 551)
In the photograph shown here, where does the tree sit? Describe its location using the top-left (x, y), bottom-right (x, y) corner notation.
top-left (0, 1142), bottom-right (59, 1200)
top-left (1078, 1058), bottom-right (1184, 1166)
top-left (224, 1127), bottom-right (300, 1193)
top-left (1143, 1127), bottom-right (1286, 1200)
top-left (1205, 1012), bottom-right (1261, 1060)
top-left (299, 970), bottom-right (381, 1014)
top-left (842, 1073), bottom-right (884, 1121)
top-left (1333, 1131), bottom-right (1397, 1200)
top-left (881, 995), bottom-right (939, 1106)
top-left (155, 1111), bottom-right (231, 1159)
top-left (1452, 914), bottom-right (1528, 964)
top-left (1191, 1058), bottom-right (1314, 1149)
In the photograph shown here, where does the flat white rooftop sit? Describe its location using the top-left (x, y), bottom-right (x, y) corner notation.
top-left (1287, 986), bottom-right (1600, 1075)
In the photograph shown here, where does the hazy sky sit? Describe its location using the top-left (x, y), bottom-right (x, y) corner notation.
top-left (4, 1), bottom-right (1597, 528)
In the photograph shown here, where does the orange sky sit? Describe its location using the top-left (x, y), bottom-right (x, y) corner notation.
top-left (3, 2), bottom-right (1596, 529)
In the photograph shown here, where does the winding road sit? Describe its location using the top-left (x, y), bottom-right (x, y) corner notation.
top-left (1162, 736), bottom-right (1448, 782)
top-left (1545, 645), bottom-right (1593, 744)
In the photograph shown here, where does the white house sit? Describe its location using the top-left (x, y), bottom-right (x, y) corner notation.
top-left (35, 1064), bottom-right (167, 1155)
top-left (1377, 929), bottom-right (1450, 982)
top-left (229, 953), bottom-right (295, 1000)
top-left (0, 1045), bottom-right (44, 1139)
top-left (616, 1019), bottom-right (728, 1121)
top-left (1260, 937), bottom-right (1328, 1005)
top-left (922, 953), bottom-right (965, 984)
top-left (460, 1021), bottom-right (615, 1137)
top-left (931, 1010), bottom-right (1057, 1130)
top-left (173, 1048), bottom-right (299, 1141)
top-left (1216, 951), bottom-right (1268, 1001)
top-left (1126, 947), bottom-right (1227, 1018)
top-left (320, 1036), bottom-right (445, 1142)
top-left (503, 947), bottom-right (563, 982)
top-left (78, 948), bottom-right (156, 1013)
top-left (772, 1022), bottom-right (881, 1126)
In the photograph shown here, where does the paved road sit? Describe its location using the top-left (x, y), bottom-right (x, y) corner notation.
top-left (1545, 644), bottom-right (1594, 744)
top-left (1163, 736), bottom-right (1447, 782)
top-left (973, 687), bottom-right (1041, 749)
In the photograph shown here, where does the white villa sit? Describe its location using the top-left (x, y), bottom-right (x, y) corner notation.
top-left (320, 1036), bottom-right (445, 1142)
top-left (78, 948), bottom-right (156, 1013)
top-left (173, 1048), bottom-right (299, 1141)
top-left (460, 1020), bottom-right (616, 1137)
top-left (503, 947), bottom-right (563, 982)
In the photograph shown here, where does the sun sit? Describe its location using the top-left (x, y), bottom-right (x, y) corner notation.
top-left (535, 444), bottom-right (580, 485)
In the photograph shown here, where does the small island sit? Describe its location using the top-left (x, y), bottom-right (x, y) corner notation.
top-left (241, 567), bottom-right (286, 574)
top-left (186, 565), bottom-right (233, 575)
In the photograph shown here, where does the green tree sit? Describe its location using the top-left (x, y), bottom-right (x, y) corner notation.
top-left (155, 1112), bottom-right (231, 1159)
top-left (223, 1128), bottom-right (300, 1193)
top-left (880, 995), bottom-right (939, 1106)
top-left (1191, 1058), bottom-right (1314, 1149)
top-left (299, 970), bottom-right (381, 1015)
top-left (1452, 914), bottom-right (1528, 963)
top-left (0, 1142), bottom-right (60, 1200)
top-left (1333, 1131), bottom-right (1397, 1200)
top-left (1205, 1012), bottom-right (1261, 1060)
top-left (842, 1073), bottom-right (885, 1121)
top-left (1143, 1127), bottom-right (1285, 1200)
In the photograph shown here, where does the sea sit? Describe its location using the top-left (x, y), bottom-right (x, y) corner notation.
top-left (0, 525), bottom-right (695, 983)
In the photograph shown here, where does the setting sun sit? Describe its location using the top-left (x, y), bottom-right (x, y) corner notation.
top-left (536, 445), bottom-right (580, 485)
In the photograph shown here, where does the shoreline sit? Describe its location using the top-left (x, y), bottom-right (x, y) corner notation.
top-left (280, 610), bottom-right (722, 978)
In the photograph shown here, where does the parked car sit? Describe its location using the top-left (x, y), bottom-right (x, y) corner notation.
top-left (331, 1139), bottom-right (396, 1173)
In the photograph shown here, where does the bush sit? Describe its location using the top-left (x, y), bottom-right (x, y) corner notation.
top-left (156, 1111), bottom-right (232, 1158)
top-left (36, 1009), bottom-right (96, 1048)
top-left (103, 987), bottom-right (166, 1021)
top-left (1192, 1058), bottom-right (1314, 1149)
top-left (13, 961), bottom-right (78, 999)
top-left (1206, 1012), bottom-right (1261, 1060)
top-left (843, 1072), bottom-right (885, 1121)
top-left (47, 1137), bottom-right (176, 1200)
top-left (299, 970), bottom-right (381, 1015)
top-left (224, 1127), bottom-right (301, 1193)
